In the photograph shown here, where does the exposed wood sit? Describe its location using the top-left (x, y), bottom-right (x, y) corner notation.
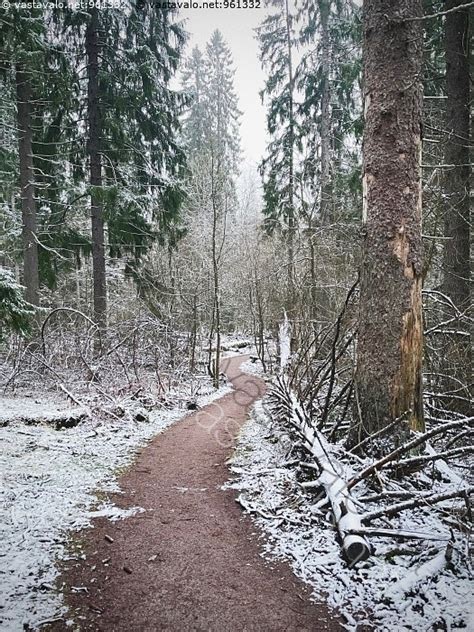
top-left (353, 0), bottom-right (424, 447)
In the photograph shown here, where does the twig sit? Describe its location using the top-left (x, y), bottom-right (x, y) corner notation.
top-left (396, 1), bottom-right (474, 22)
top-left (348, 411), bottom-right (411, 454)
top-left (41, 307), bottom-right (98, 356)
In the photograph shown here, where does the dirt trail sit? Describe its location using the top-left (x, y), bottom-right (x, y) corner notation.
top-left (50, 355), bottom-right (340, 631)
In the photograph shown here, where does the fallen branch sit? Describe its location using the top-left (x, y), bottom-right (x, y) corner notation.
top-left (349, 527), bottom-right (451, 541)
top-left (348, 418), bottom-right (473, 490)
top-left (384, 546), bottom-right (452, 601)
top-left (59, 383), bottom-right (91, 417)
top-left (236, 493), bottom-right (278, 520)
top-left (389, 446), bottom-right (474, 471)
top-left (362, 487), bottom-right (473, 523)
top-left (445, 429), bottom-right (473, 449)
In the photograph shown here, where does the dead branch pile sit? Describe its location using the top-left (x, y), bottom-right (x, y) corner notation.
top-left (1, 307), bottom-right (211, 423)
top-left (268, 375), bottom-right (473, 567)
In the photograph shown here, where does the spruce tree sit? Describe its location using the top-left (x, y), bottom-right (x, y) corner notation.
top-left (352, 0), bottom-right (424, 447)
top-left (182, 30), bottom-right (241, 386)
top-left (1, 7), bottom-right (44, 305)
top-left (257, 1), bottom-right (298, 329)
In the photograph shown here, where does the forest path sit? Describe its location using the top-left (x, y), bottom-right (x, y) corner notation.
top-left (50, 355), bottom-right (340, 631)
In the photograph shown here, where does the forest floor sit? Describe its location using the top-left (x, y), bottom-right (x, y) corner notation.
top-left (43, 355), bottom-right (341, 631)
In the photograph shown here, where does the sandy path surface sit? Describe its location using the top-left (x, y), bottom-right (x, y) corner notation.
top-left (49, 355), bottom-right (340, 631)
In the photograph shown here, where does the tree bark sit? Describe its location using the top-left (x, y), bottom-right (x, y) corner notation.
top-left (86, 9), bottom-right (107, 339)
top-left (311, 0), bottom-right (332, 326)
top-left (441, 0), bottom-right (471, 413)
top-left (284, 0), bottom-right (297, 350)
top-left (16, 65), bottom-right (39, 306)
top-left (353, 0), bottom-right (425, 447)
top-left (211, 171), bottom-right (221, 389)
top-left (319, 0), bottom-right (331, 225)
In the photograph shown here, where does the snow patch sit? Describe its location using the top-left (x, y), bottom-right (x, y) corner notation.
top-left (0, 382), bottom-right (231, 631)
top-left (0, 396), bottom-right (87, 427)
top-left (240, 358), bottom-right (265, 376)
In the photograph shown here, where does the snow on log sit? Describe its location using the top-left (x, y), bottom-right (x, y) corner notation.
top-left (271, 376), bottom-right (370, 565)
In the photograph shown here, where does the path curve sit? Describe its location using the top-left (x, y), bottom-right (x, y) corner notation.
top-left (50, 355), bottom-right (340, 631)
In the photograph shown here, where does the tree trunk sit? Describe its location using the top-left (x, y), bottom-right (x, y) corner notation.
top-left (309, 1), bottom-right (332, 328)
top-left (86, 9), bottom-right (107, 341)
top-left (353, 0), bottom-right (424, 447)
top-left (319, 0), bottom-right (331, 225)
top-left (284, 0), bottom-right (297, 350)
top-left (16, 65), bottom-right (39, 306)
top-left (211, 182), bottom-right (221, 389)
top-left (190, 292), bottom-right (198, 373)
top-left (441, 0), bottom-right (471, 414)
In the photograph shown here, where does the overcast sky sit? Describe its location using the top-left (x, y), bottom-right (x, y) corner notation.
top-left (181, 8), bottom-right (268, 167)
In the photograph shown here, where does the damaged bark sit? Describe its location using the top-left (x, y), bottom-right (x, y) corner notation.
top-left (353, 0), bottom-right (425, 447)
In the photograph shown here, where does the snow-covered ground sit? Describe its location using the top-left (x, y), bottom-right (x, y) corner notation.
top-left (229, 400), bottom-right (473, 631)
top-left (240, 357), bottom-right (265, 376)
top-left (0, 381), bottom-right (231, 631)
top-left (0, 396), bottom-right (87, 427)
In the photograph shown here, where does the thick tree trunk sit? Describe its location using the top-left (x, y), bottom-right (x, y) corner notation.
top-left (441, 0), bottom-right (471, 413)
top-left (16, 65), bottom-right (39, 306)
top-left (86, 9), bottom-right (107, 340)
top-left (353, 0), bottom-right (424, 447)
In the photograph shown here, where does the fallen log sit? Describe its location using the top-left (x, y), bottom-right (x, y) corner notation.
top-left (271, 376), bottom-right (370, 565)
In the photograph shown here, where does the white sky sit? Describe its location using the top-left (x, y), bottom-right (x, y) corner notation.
top-left (180, 8), bottom-right (268, 167)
